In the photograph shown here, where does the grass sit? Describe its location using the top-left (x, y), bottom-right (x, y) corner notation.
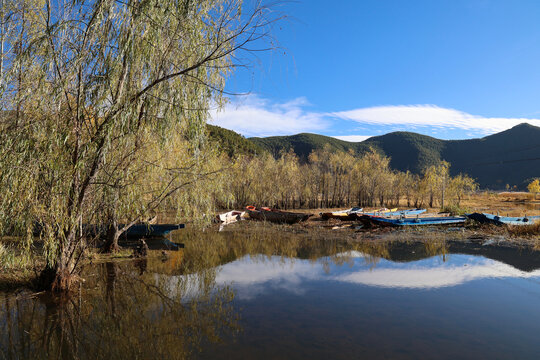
top-left (506, 222), bottom-right (540, 238)
top-left (440, 204), bottom-right (471, 216)
top-left (0, 242), bottom-right (41, 291)
top-left (0, 243), bottom-right (34, 270)
top-left (85, 247), bottom-right (135, 261)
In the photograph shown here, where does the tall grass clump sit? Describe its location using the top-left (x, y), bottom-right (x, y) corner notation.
top-left (440, 204), bottom-right (471, 216)
top-left (507, 223), bottom-right (540, 238)
top-left (0, 243), bottom-right (32, 271)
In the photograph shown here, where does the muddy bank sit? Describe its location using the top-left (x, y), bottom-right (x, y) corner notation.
top-left (266, 213), bottom-right (540, 250)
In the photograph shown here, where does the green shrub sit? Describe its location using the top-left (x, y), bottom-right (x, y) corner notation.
top-left (440, 204), bottom-right (470, 216)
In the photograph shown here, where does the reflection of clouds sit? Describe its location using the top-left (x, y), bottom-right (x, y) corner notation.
top-left (163, 253), bottom-right (540, 300)
top-left (333, 257), bottom-right (540, 289)
top-left (216, 255), bottom-right (323, 300)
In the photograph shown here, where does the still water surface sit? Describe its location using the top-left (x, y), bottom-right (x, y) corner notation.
top-left (2, 226), bottom-right (540, 359)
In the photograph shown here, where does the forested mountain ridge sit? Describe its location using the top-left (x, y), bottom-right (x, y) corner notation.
top-left (247, 123), bottom-right (540, 189)
top-left (207, 124), bottom-right (265, 157)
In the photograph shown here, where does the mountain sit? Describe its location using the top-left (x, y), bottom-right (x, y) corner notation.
top-left (207, 124), bottom-right (265, 157)
top-left (249, 133), bottom-right (371, 158)
top-left (249, 123), bottom-right (540, 189)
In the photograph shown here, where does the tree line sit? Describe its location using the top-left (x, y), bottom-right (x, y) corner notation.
top-left (214, 145), bottom-right (478, 211)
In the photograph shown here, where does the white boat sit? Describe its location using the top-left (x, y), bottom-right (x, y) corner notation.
top-left (216, 210), bottom-right (246, 225)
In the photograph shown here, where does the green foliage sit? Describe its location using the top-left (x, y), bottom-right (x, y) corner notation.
top-left (440, 204), bottom-right (471, 216)
top-left (207, 124), bottom-right (265, 157)
top-left (0, 243), bottom-right (32, 271)
top-left (250, 133), bottom-right (369, 160)
top-left (0, 0), bottom-right (279, 290)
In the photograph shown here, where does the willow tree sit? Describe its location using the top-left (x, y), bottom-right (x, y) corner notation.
top-left (0, 0), bottom-right (280, 291)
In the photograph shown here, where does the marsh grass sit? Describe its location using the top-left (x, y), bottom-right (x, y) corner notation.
top-left (0, 243), bottom-right (33, 270)
top-left (440, 204), bottom-right (471, 216)
top-left (0, 242), bottom-right (42, 291)
top-left (507, 223), bottom-right (540, 238)
top-left (85, 248), bottom-right (134, 261)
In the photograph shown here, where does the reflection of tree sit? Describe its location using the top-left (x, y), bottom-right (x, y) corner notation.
top-left (172, 224), bottom-right (387, 274)
top-left (2, 225), bottom-right (458, 359)
top-left (1, 260), bottom-right (239, 359)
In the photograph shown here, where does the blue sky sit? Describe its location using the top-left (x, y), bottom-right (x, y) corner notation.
top-left (211, 0), bottom-right (540, 140)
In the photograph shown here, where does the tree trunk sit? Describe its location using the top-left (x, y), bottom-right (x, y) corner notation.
top-left (37, 248), bottom-right (78, 292)
top-left (102, 225), bottom-right (121, 253)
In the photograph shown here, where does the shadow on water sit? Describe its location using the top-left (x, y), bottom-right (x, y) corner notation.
top-left (4, 222), bottom-right (540, 359)
top-left (1, 258), bottom-right (239, 359)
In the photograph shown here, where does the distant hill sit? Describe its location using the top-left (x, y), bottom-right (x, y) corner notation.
top-left (207, 124), bottom-right (265, 157)
top-left (249, 133), bottom-right (368, 158)
top-left (249, 123), bottom-right (540, 189)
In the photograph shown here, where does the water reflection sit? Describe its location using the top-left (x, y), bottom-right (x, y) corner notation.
top-left (4, 224), bottom-right (540, 359)
top-left (1, 260), bottom-right (239, 359)
top-left (334, 252), bottom-right (540, 288)
top-left (209, 251), bottom-right (540, 299)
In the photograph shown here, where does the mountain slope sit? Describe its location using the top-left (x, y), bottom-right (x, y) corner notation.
top-left (248, 123), bottom-right (540, 189)
top-left (362, 132), bottom-right (445, 174)
top-left (207, 124), bottom-right (265, 157)
top-left (249, 133), bottom-right (367, 158)
top-left (441, 123), bottom-right (540, 189)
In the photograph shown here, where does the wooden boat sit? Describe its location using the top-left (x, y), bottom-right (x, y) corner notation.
top-left (358, 214), bottom-right (466, 227)
top-left (320, 207), bottom-right (363, 221)
top-left (466, 213), bottom-right (540, 226)
top-left (246, 206), bottom-right (312, 224)
top-left (216, 210), bottom-right (246, 224)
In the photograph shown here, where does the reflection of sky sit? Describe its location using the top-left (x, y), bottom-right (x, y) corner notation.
top-left (214, 253), bottom-right (540, 299)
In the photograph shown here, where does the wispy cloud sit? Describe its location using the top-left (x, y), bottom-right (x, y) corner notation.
top-left (209, 95), bottom-right (328, 137)
top-left (332, 105), bottom-right (540, 135)
top-left (210, 96), bottom-right (540, 138)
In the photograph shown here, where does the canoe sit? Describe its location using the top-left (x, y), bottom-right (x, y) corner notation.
top-left (358, 215), bottom-right (466, 227)
top-left (365, 208), bottom-right (398, 214)
top-left (466, 213), bottom-right (540, 226)
top-left (246, 206), bottom-right (312, 224)
top-left (216, 210), bottom-right (246, 224)
top-left (124, 224), bottom-right (185, 237)
top-left (383, 208), bottom-right (427, 217)
top-left (320, 207), bottom-right (363, 221)
top-left (356, 208), bottom-right (400, 216)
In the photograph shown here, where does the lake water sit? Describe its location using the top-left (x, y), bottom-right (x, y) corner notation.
top-left (2, 225), bottom-right (540, 359)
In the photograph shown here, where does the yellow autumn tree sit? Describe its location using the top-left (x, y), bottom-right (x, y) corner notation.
top-left (527, 179), bottom-right (540, 199)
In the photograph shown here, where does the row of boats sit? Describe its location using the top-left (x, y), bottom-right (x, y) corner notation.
top-left (217, 206), bottom-right (540, 228)
top-left (91, 208), bottom-right (539, 238)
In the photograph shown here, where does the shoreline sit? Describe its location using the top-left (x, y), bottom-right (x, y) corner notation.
top-left (2, 207), bottom-right (540, 292)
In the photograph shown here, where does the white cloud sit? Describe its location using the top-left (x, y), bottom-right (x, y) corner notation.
top-left (332, 105), bottom-right (540, 135)
top-left (209, 95), bottom-right (328, 137)
top-left (210, 96), bottom-right (540, 138)
top-left (332, 135), bottom-right (371, 142)
top-left (215, 255), bottom-right (321, 300)
top-left (333, 261), bottom-right (540, 289)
